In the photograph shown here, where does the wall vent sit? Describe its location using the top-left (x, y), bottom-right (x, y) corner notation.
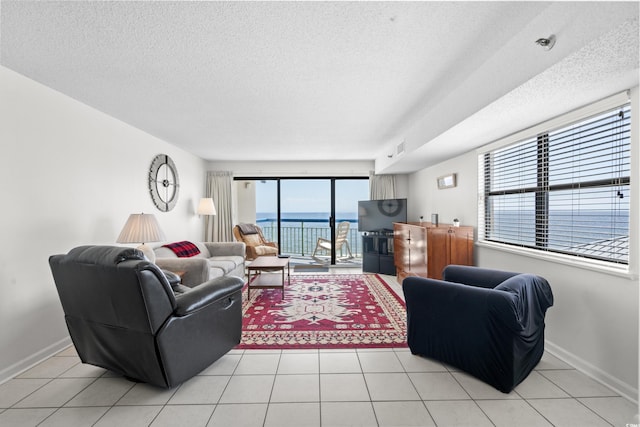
top-left (396, 141), bottom-right (406, 156)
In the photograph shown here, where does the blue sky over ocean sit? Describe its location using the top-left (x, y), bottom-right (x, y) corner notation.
top-left (256, 179), bottom-right (369, 215)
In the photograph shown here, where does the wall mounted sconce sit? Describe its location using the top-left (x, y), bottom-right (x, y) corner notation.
top-left (196, 198), bottom-right (216, 216)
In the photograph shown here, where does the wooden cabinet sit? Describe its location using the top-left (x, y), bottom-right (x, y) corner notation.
top-left (394, 222), bottom-right (474, 282)
top-left (393, 222), bottom-right (427, 283)
top-left (426, 225), bottom-right (474, 280)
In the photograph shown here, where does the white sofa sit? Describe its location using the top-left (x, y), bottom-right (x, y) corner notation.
top-left (151, 241), bottom-right (246, 287)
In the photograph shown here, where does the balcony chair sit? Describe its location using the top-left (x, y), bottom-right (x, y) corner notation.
top-left (233, 223), bottom-right (278, 260)
top-left (403, 265), bottom-right (554, 393)
top-left (49, 245), bottom-right (244, 388)
top-left (312, 221), bottom-right (354, 263)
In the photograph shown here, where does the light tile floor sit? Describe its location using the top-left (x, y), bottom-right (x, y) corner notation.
top-left (0, 272), bottom-right (636, 426)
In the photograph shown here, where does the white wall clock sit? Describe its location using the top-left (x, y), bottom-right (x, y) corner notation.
top-left (148, 154), bottom-right (179, 212)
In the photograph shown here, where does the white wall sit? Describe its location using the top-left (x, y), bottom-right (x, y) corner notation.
top-left (236, 180), bottom-right (257, 225)
top-left (0, 66), bottom-right (208, 382)
top-left (406, 91), bottom-right (639, 402)
top-left (407, 152), bottom-right (477, 227)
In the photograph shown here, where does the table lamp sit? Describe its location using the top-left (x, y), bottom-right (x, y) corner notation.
top-left (116, 213), bottom-right (166, 261)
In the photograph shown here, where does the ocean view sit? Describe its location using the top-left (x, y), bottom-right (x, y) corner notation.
top-left (256, 210), bottom-right (629, 263)
top-left (256, 212), bottom-right (360, 257)
top-left (256, 212), bottom-right (358, 223)
top-left (490, 210), bottom-right (629, 262)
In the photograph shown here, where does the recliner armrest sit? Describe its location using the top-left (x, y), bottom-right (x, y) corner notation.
top-left (174, 276), bottom-right (244, 316)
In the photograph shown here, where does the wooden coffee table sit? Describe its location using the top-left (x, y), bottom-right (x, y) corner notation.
top-left (247, 256), bottom-right (290, 299)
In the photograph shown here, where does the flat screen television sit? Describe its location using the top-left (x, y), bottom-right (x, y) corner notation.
top-left (357, 198), bottom-right (407, 232)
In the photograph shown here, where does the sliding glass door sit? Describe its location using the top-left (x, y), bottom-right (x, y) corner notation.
top-left (250, 177), bottom-right (368, 265)
top-left (280, 179), bottom-right (331, 259)
top-left (334, 179), bottom-right (369, 263)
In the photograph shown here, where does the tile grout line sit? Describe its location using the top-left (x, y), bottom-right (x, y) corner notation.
top-left (317, 349), bottom-right (323, 427)
top-left (356, 350), bottom-right (380, 427)
top-left (37, 375), bottom-right (105, 426)
top-left (394, 349), bottom-right (439, 427)
top-left (533, 369), bottom-right (618, 427)
top-left (516, 387), bottom-right (560, 427)
top-left (262, 350), bottom-right (282, 426)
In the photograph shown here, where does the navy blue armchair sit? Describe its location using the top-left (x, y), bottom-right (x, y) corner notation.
top-left (403, 265), bottom-right (554, 393)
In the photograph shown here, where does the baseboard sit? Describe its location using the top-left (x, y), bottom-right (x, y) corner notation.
top-left (0, 336), bottom-right (72, 386)
top-left (545, 340), bottom-right (638, 404)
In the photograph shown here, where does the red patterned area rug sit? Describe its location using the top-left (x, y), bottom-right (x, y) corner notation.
top-left (237, 274), bottom-right (407, 349)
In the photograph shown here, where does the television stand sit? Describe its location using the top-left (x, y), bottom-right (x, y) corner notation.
top-left (362, 232), bottom-right (396, 276)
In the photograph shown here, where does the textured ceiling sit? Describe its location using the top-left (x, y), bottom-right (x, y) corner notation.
top-left (1, 1), bottom-right (638, 173)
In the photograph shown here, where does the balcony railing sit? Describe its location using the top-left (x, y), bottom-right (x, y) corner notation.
top-left (257, 218), bottom-right (362, 259)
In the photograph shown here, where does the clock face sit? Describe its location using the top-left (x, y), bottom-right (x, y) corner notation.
top-left (149, 154), bottom-right (180, 212)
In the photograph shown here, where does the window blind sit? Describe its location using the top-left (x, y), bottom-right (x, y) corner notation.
top-left (479, 103), bottom-right (631, 264)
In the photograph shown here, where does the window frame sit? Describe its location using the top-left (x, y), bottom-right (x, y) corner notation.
top-left (477, 91), bottom-right (634, 274)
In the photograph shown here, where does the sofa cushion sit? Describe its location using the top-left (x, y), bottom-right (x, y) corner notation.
top-left (242, 234), bottom-right (262, 247)
top-left (209, 256), bottom-right (244, 274)
top-left (255, 245), bottom-right (278, 256)
top-left (154, 246), bottom-right (177, 259)
top-left (193, 242), bottom-right (211, 258)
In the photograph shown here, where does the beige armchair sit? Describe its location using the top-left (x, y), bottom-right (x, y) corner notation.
top-left (233, 224), bottom-right (278, 260)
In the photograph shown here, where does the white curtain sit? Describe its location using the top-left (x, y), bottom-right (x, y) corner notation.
top-left (205, 171), bottom-right (234, 242)
top-left (369, 171), bottom-right (396, 200)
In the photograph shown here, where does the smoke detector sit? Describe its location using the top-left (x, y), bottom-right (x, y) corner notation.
top-left (535, 35), bottom-right (556, 51)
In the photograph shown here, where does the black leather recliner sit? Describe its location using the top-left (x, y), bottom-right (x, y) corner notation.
top-left (403, 265), bottom-right (554, 393)
top-left (49, 245), bottom-right (244, 388)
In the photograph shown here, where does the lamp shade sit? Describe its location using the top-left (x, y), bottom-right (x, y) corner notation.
top-left (197, 198), bottom-right (217, 215)
top-left (116, 213), bottom-right (166, 244)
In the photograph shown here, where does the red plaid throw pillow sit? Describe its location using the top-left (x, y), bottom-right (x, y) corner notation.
top-left (163, 241), bottom-right (201, 258)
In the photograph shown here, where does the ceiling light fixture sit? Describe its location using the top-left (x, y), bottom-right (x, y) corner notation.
top-left (535, 35), bottom-right (556, 51)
